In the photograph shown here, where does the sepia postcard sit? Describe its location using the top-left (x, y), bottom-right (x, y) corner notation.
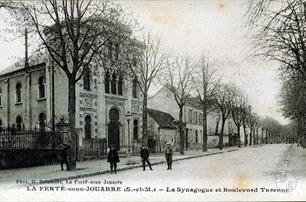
top-left (0, 0), bottom-right (305, 201)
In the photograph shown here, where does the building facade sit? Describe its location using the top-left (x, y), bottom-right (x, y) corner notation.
top-left (0, 50), bottom-right (143, 154)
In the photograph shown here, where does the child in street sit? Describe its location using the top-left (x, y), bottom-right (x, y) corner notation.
top-left (165, 143), bottom-right (173, 170)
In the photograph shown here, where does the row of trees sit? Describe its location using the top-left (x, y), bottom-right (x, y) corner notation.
top-left (246, 0), bottom-right (305, 146)
top-left (162, 55), bottom-right (272, 154)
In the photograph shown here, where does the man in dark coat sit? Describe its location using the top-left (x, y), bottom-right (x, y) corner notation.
top-left (60, 144), bottom-right (70, 171)
top-left (107, 144), bottom-right (120, 174)
top-left (165, 143), bottom-right (173, 170)
top-left (140, 145), bottom-right (153, 171)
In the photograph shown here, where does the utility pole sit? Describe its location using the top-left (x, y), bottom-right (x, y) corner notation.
top-left (25, 28), bottom-right (29, 68)
top-left (25, 28), bottom-right (33, 129)
top-left (51, 60), bottom-right (55, 131)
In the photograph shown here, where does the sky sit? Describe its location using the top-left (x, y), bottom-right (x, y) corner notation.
top-left (0, 0), bottom-right (289, 125)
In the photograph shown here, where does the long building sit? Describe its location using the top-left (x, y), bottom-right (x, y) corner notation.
top-left (0, 47), bottom-right (143, 157)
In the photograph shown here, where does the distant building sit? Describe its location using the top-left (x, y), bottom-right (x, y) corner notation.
top-left (147, 108), bottom-right (178, 152)
top-left (148, 85), bottom-right (236, 150)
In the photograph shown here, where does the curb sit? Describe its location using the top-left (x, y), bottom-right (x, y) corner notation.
top-left (40, 149), bottom-right (238, 184)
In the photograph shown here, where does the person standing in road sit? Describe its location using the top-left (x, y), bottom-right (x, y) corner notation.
top-left (107, 144), bottom-right (120, 174)
top-left (60, 144), bottom-right (70, 171)
top-left (165, 143), bottom-right (173, 170)
top-left (140, 145), bottom-right (153, 171)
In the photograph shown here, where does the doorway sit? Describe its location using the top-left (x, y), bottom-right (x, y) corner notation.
top-left (108, 108), bottom-right (120, 150)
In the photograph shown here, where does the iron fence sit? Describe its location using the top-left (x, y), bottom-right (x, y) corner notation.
top-left (0, 128), bottom-right (62, 150)
top-left (83, 138), bottom-right (107, 158)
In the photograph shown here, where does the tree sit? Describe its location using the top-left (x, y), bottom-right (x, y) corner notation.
top-left (242, 105), bottom-right (250, 147)
top-left (247, 0), bottom-right (306, 79)
top-left (279, 122), bottom-right (298, 143)
top-left (262, 116), bottom-right (282, 144)
top-left (125, 34), bottom-right (167, 145)
top-left (165, 57), bottom-right (195, 154)
top-left (3, 0), bottom-right (130, 170)
top-left (231, 88), bottom-right (248, 148)
top-left (242, 121), bottom-right (248, 146)
top-left (247, 0), bottom-right (306, 146)
top-left (253, 115), bottom-right (260, 145)
top-left (247, 113), bottom-right (258, 146)
top-left (280, 72), bottom-right (306, 146)
top-left (214, 84), bottom-right (236, 150)
top-left (191, 54), bottom-right (220, 152)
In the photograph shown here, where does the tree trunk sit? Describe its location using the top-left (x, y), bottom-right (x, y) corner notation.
top-left (142, 92), bottom-right (148, 145)
top-left (256, 127), bottom-right (259, 144)
top-left (298, 118), bottom-right (304, 146)
top-left (202, 107), bottom-right (208, 152)
top-left (243, 123), bottom-right (247, 146)
top-left (249, 126), bottom-right (252, 146)
top-left (219, 118), bottom-right (225, 150)
top-left (261, 128), bottom-right (264, 144)
top-left (253, 127), bottom-right (256, 145)
top-left (179, 106), bottom-right (184, 154)
top-left (237, 125), bottom-right (241, 147)
top-left (68, 79), bottom-right (77, 170)
top-left (215, 117), bottom-right (220, 136)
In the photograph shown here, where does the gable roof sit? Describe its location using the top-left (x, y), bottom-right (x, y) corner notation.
top-left (147, 108), bottom-right (177, 129)
top-left (0, 53), bottom-right (46, 77)
top-left (149, 84), bottom-right (202, 109)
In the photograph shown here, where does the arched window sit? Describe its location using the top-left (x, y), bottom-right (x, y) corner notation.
top-left (133, 119), bottom-right (138, 141)
top-left (188, 109), bottom-right (192, 123)
top-left (111, 73), bottom-right (117, 94)
top-left (118, 75), bottom-right (123, 95)
top-left (132, 78), bottom-right (138, 98)
top-left (83, 68), bottom-right (91, 91)
top-left (108, 41), bottom-right (113, 60)
top-left (38, 76), bottom-right (45, 98)
top-left (16, 116), bottom-right (23, 131)
top-left (39, 113), bottom-right (46, 131)
top-left (16, 82), bottom-right (22, 103)
top-left (85, 115), bottom-right (91, 140)
top-left (105, 71), bottom-right (110, 93)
